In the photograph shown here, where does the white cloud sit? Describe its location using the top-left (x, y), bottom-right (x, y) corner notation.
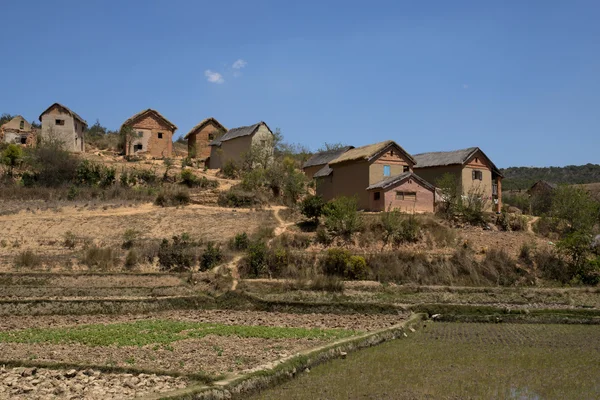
top-left (205, 70), bottom-right (224, 84)
top-left (232, 59), bottom-right (247, 69)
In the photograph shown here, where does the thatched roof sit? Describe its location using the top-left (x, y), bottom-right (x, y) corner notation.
top-left (530, 180), bottom-right (557, 191)
top-left (39, 103), bottom-right (87, 126)
top-left (121, 109), bottom-right (177, 131)
top-left (184, 117), bottom-right (226, 140)
top-left (313, 165), bottom-right (333, 178)
top-left (329, 140), bottom-right (416, 166)
top-left (413, 147), bottom-right (502, 176)
top-left (366, 171), bottom-right (435, 191)
top-left (209, 121), bottom-right (272, 146)
top-left (302, 146), bottom-right (354, 169)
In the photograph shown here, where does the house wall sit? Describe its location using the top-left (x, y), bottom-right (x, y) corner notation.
top-left (369, 149), bottom-right (412, 185)
top-left (315, 175), bottom-right (336, 201)
top-left (304, 164), bottom-right (326, 180)
top-left (2, 116), bottom-right (32, 132)
top-left (373, 178), bottom-right (435, 213)
top-left (209, 124), bottom-right (273, 170)
top-left (40, 107), bottom-right (84, 152)
top-left (188, 121), bottom-right (224, 159)
top-left (323, 161), bottom-right (371, 209)
top-left (126, 114), bottom-right (173, 158)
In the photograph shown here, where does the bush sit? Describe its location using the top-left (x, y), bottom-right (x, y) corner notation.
top-left (315, 226), bottom-right (333, 245)
top-left (221, 160), bottom-right (238, 179)
top-left (82, 246), bottom-right (119, 270)
top-left (158, 235), bottom-right (197, 272)
top-left (300, 195), bottom-right (325, 223)
top-left (245, 241), bottom-right (268, 277)
top-left (308, 275), bottom-right (344, 292)
top-left (532, 216), bottom-right (559, 238)
top-left (122, 229), bottom-right (140, 249)
top-left (218, 187), bottom-right (265, 208)
top-left (535, 248), bottom-right (571, 283)
top-left (321, 248), bottom-right (370, 280)
top-left (75, 160), bottom-right (116, 188)
top-left (124, 249), bottom-right (139, 269)
top-left (480, 249), bottom-right (521, 286)
top-left (14, 250), bottom-right (41, 268)
top-left (25, 139), bottom-right (79, 187)
top-left (519, 242), bottom-right (535, 266)
top-left (323, 196), bottom-right (362, 239)
top-left (230, 232), bottom-right (250, 251)
top-left (180, 169), bottom-right (219, 189)
top-left (63, 231), bottom-right (78, 249)
top-left (497, 213), bottom-right (528, 232)
top-left (200, 242), bottom-right (223, 271)
top-left (155, 187), bottom-right (190, 207)
top-left (2, 144), bottom-right (23, 175)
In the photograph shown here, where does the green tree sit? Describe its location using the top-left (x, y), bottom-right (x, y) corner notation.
top-left (323, 196), bottom-right (363, 239)
top-left (120, 125), bottom-right (139, 155)
top-left (435, 173), bottom-right (462, 217)
top-left (1, 144), bottom-right (23, 176)
top-left (551, 186), bottom-right (600, 234)
top-left (300, 195), bottom-right (326, 223)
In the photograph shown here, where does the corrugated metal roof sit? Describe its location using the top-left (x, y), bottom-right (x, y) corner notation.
top-left (366, 172), bottom-right (436, 191)
top-left (302, 146), bottom-right (354, 168)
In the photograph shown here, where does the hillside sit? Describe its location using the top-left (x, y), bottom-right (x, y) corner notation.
top-left (501, 163), bottom-right (600, 191)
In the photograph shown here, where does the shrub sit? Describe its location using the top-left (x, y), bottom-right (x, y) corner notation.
top-left (221, 160), bottom-right (238, 179)
top-left (75, 160), bottom-right (116, 187)
top-left (519, 242), bottom-right (535, 266)
top-left (1, 144), bottom-right (23, 175)
top-left (532, 216), bottom-right (559, 238)
top-left (218, 187), bottom-right (265, 208)
top-left (25, 137), bottom-right (79, 187)
top-left (14, 250), bottom-right (41, 268)
top-left (323, 196), bottom-right (362, 239)
top-left (63, 231), bottom-right (78, 249)
top-left (122, 229), bottom-right (140, 249)
top-left (315, 226), bottom-right (333, 246)
top-left (82, 246), bottom-right (119, 270)
top-left (155, 187), bottom-right (190, 207)
top-left (231, 232), bottom-right (250, 251)
top-left (300, 195), bottom-right (326, 223)
top-left (124, 250), bottom-right (139, 269)
top-left (180, 169), bottom-right (198, 187)
top-left (535, 248), bottom-right (571, 283)
top-left (321, 248), bottom-right (370, 280)
top-left (245, 240), bottom-right (268, 277)
top-left (480, 248), bottom-right (521, 285)
top-left (200, 242), bottom-right (223, 271)
top-left (157, 235), bottom-right (197, 272)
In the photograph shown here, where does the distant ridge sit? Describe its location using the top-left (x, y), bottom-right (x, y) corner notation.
top-left (501, 163), bottom-right (600, 191)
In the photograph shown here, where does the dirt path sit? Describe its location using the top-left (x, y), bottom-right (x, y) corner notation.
top-left (527, 216), bottom-right (540, 233)
top-left (224, 207), bottom-right (293, 291)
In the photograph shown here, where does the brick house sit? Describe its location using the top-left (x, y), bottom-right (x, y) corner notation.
top-left (413, 147), bottom-right (503, 212)
top-left (366, 172), bottom-right (436, 213)
top-left (302, 146), bottom-right (354, 179)
top-left (208, 121), bottom-right (274, 170)
top-left (184, 117), bottom-right (227, 160)
top-left (121, 109), bottom-right (177, 158)
top-left (314, 140), bottom-right (435, 212)
top-left (39, 103), bottom-right (87, 152)
top-left (0, 115), bottom-right (37, 146)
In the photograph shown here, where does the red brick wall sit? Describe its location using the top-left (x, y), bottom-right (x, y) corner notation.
top-left (188, 122), bottom-right (224, 159)
top-left (369, 178), bottom-right (435, 213)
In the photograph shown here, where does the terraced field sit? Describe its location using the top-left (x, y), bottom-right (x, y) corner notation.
top-left (251, 322), bottom-right (600, 399)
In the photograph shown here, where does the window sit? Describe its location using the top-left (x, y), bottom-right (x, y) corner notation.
top-left (261, 140), bottom-right (267, 146)
top-left (137, 131), bottom-right (144, 137)
top-left (75, 122), bottom-right (78, 131)
top-left (472, 170), bottom-right (483, 180)
top-left (403, 165), bottom-right (410, 173)
top-left (374, 192), bottom-right (381, 201)
top-left (208, 134), bottom-right (214, 140)
top-left (134, 144), bottom-right (143, 152)
top-left (389, 150), bottom-right (394, 156)
top-left (383, 165), bottom-right (391, 177)
top-left (396, 191), bottom-right (417, 201)
top-left (19, 121), bottom-right (24, 129)
top-left (20, 136), bottom-right (27, 144)
top-left (55, 119), bottom-right (65, 126)
top-left (158, 132), bottom-right (163, 139)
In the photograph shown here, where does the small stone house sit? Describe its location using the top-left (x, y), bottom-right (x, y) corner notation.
top-left (208, 122), bottom-right (273, 170)
top-left (184, 117), bottom-right (227, 160)
top-left (413, 147), bottom-right (503, 212)
top-left (39, 103), bottom-right (87, 152)
top-left (302, 146), bottom-right (354, 179)
top-left (366, 172), bottom-right (436, 213)
top-left (0, 115), bottom-right (36, 146)
top-left (528, 180), bottom-right (557, 196)
top-left (315, 140), bottom-right (428, 211)
top-left (121, 109), bottom-right (177, 158)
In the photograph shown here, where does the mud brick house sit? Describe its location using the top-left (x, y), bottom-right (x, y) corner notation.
top-left (39, 103), bottom-right (87, 152)
top-left (184, 117), bottom-right (227, 160)
top-left (413, 147), bottom-right (503, 212)
top-left (0, 115), bottom-right (37, 146)
top-left (314, 140), bottom-right (436, 212)
top-left (366, 172), bottom-right (436, 212)
top-left (302, 146), bottom-right (354, 179)
top-left (528, 180), bottom-right (557, 196)
top-left (208, 121), bottom-right (274, 170)
top-left (121, 109), bottom-right (177, 158)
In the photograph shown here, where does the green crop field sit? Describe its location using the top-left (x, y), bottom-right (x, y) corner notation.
top-left (251, 322), bottom-right (600, 400)
top-left (0, 320), bottom-right (359, 347)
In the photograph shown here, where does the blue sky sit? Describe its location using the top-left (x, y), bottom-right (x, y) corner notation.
top-left (1, 0), bottom-right (598, 168)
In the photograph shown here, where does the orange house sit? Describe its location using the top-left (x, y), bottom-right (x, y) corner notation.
top-left (121, 109), bottom-right (177, 158)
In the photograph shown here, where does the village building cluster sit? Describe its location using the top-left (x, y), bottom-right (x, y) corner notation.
top-left (1, 102), bottom-right (502, 214)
